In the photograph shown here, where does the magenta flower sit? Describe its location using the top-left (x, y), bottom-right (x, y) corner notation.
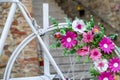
top-left (108, 57), bottom-right (120, 73)
top-left (99, 37), bottom-right (115, 54)
top-left (98, 72), bottom-right (114, 80)
top-left (82, 31), bottom-right (94, 43)
top-left (92, 25), bottom-right (100, 34)
top-left (90, 48), bottom-right (102, 61)
top-left (77, 46), bottom-right (90, 56)
top-left (61, 31), bottom-right (78, 49)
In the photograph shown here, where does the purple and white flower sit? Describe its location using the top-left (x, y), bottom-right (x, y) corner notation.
top-left (94, 59), bottom-right (108, 72)
top-left (72, 19), bottom-right (86, 33)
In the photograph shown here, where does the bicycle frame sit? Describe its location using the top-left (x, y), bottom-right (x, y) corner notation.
top-left (0, 1), bottom-right (66, 80)
top-left (0, 0), bottom-right (19, 3)
top-left (1, 1), bottom-right (120, 80)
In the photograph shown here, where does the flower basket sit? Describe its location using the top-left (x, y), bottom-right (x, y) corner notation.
top-left (50, 16), bottom-right (120, 80)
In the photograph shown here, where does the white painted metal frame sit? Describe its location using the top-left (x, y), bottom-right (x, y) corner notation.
top-left (0, 0), bottom-right (120, 80)
top-left (43, 4), bottom-right (50, 76)
top-left (0, 0), bottom-right (19, 3)
top-left (0, 3), bottom-right (17, 55)
top-left (0, 0), bottom-right (66, 80)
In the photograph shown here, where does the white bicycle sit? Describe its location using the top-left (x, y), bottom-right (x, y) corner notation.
top-left (0, 0), bottom-right (120, 80)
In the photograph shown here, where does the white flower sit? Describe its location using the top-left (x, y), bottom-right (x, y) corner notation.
top-left (72, 19), bottom-right (86, 33)
top-left (94, 59), bottom-right (108, 73)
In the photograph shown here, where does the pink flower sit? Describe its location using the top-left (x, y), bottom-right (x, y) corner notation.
top-left (94, 59), bottom-right (108, 72)
top-left (90, 48), bottom-right (102, 61)
top-left (114, 3), bottom-right (120, 11)
top-left (108, 57), bottom-right (120, 73)
top-left (92, 25), bottom-right (100, 34)
top-left (98, 72), bottom-right (114, 80)
top-left (82, 31), bottom-right (94, 43)
top-left (61, 31), bottom-right (78, 49)
top-left (99, 37), bottom-right (115, 54)
top-left (77, 46), bottom-right (90, 56)
top-left (72, 19), bottom-right (86, 33)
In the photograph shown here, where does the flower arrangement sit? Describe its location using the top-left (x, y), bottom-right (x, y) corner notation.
top-left (50, 16), bottom-right (120, 80)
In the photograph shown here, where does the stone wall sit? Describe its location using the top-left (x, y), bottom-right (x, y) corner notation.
top-left (78, 0), bottom-right (120, 30)
top-left (55, 0), bottom-right (120, 29)
top-left (0, 0), bottom-right (39, 79)
top-left (54, 0), bottom-right (79, 19)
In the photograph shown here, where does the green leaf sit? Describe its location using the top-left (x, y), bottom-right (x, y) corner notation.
top-left (77, 34), bottom-right (82, 41)
top-left (64, 17), bottom-right (72, 27)
top-left (63, 48), bottom-right (68, 56)
top-left (50, 44), bottom-right (57, 48)
top-left (92, 33), bottom-right (103, 47)
top-left (63, 48), bottom-right (76, 56)
top-left (50, 31), bottom-right (56, 37)
top-left (108, 34), bottom-right (118, 40)
top-left (86, 15), bottom-right (95, 31)
top-left (60, 29), bottom-right (66, 35)
top-left (89, 67), bottom-right (100, 77)
top-left (49, 16), bottom-right (58, 26)
top-left (50, 41), bottom-right (61, 48)
top-left (69, 49), bottom-right (76, 54)
top-left (86, 21), bottom-right (92, 30)
top-left (76, 56), bottom-right (81, 62)
top-left (56, 42), bottom-right (61, 47)
top-left (77, 43), bottom-right (86, 48)
top-left (84, 56), bottom-right (90, 63)
top-left (90, 15), bottom-right (94, 27)
top-left (98, 23), bottom-right (104, 34)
